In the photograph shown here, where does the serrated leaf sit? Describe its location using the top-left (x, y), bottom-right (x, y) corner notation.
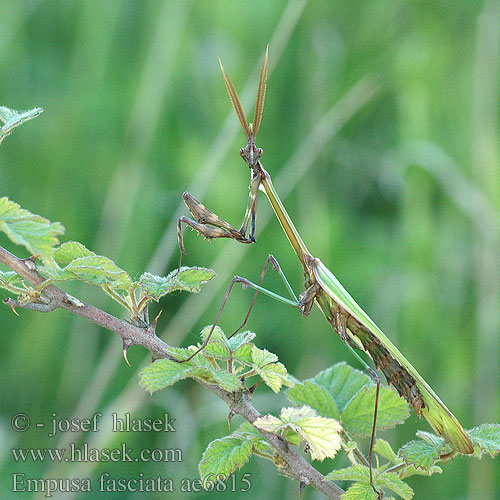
top-left (468, 424), bottom-right (500, 458)
top-left (63, 255), bottom-right (132, 289)
top-left (377, 472), bottom-right (413, 499)
top-left (0, 106), bottom-right (43, 144)
top-left (210, 370), bottom-right (242, 392)
top-left (139, 359), bottom-right (194, 393)
top-left (54, 241), bottom-right (95, 266)
top-left (255, 361), bottom-right (292, 393)
top-left (373, 438), bottom-right (399, 464)
top-left (286, 380), bottom-right (340, 419)
top-left (342, 481), bottom-right (377, 500)
top-left (0, 270), bottom-right (25, 287)
top-left (140, 266), bottom-right (215, 300)
top-left (199, 436), bottom-right (253, 484)
top-left (341, 385), bottom-right (409, 435)
top-left (251, 345), bottom-right (278, 367)
top-left (326, 464), bottom-right (369, 482)
top-left (234, 423), bottom-right (271, 455)
top-left (253, 414), bottom-right (283, 433)
top-left (233, 343), bottom-right (253, 365)
top-left (398, 440), bottom-right (440, 470)
top-left (227, 330), bottom-right (256, 351)
top-left (415, 430), bottom-right (445, 448)
top-left (0, 197), bottom-right (64, 262)
top-left (199, 325), bottom-right (231, 359)
top-left (255, 406), bottom-right (342, 461)
top-left (313, 362), bottom-right (371, 413)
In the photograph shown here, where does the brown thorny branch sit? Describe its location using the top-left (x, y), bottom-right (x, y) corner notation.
top-left (0, 245), bottom-right (344, 500)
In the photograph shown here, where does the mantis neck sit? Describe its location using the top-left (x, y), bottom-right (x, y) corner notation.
top-left (259, 165), bottom-right (310, 271)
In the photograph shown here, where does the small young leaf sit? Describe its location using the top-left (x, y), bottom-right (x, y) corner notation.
top-left (0, 197), bottom-right (64, 262)
top-left (373, 438), bottom-right (399, 465)
top-left (313, 362), bottom-right (371, 413)
top-left (377, 472), bottom-right (413, 500)
top-left (199, 325), bottom-right (231, 359)
top-left (54, 241), bottom-right (95, 266)
top-left (256, 406), bottom-right (342, 461)
top-left (233, 343), bottom-right (253, 365)
top-left (286, 380), bottom-right (340, 419)
top-left (415, 430), bottom-right (445, 448)
top-left (253, 414), bottom-right (283, 433)
top-left (251, 345), bottom-right (278, 367)
top-left (0, 106), bottom-right (43, 144)
top-left (63, 255), bottom-right (133, 289)
top-left (325, 464), bottom-right (369, 482)
top-left (293, 415), bottom-right (342, 461)
top-left (140, 267), bottom-right (215, 301)
top-left (199, 436), bottom-right (253, 484)
top-left (139, 359), bottom-right (194, 393)
top-left (341, 385), bottom-right (409, 435)
top-left (341, 481), bottom-right (377, 500)
top-left (468, 424), bottom-right (500, 458)
top-left (0, 270), bottom-right (26, 289)
top-left (209, 370), bottom-right (242, 392)
top-left (227, 330), bottom-right (256, 351)
top-left (255, 361), bottom-right (292, 393)
top-left (398, 440), bottom-right (440, 471)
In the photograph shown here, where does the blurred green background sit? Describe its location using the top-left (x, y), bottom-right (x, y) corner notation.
top-left (1, 1), bottom-right (499, 499)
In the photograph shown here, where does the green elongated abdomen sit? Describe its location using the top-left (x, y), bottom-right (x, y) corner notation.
top-left (313, 259), bottom-right (474, 455)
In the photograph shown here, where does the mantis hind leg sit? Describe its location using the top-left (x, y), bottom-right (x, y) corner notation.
top-left (177, 254), bottom-right (299, 363)
top-left (334, 312), bottom-right (382, 500)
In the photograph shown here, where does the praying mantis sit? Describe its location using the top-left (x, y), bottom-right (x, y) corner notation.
top-left (177, 46), bottom-right (474, 480)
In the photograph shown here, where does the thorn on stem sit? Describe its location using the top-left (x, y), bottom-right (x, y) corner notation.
top-left (3, 299), bottom-right (20, 316)
top-left (299, 480), bottom-right (307, 500)
top-left (249, 380), bottom-right (263, 394)
top-left (122, 340), bottom-right (132, 366)
top-left (228, 409), bottom-right (235, 429)
top-left (145, 310), bottom-right (162, 337)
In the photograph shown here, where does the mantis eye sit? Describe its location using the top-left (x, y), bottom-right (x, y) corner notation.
top-left (239, 148), bottom-right (245, 158)
top-left (257, 148), bottom-right (263, 157)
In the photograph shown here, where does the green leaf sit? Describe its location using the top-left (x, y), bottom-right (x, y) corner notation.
top-left (209, 370), bottom-right (242, 392)
top-left (468, 424), bottom-right (500, 458)
top-left (36, 241), bottom-right (133, 291)
top-left (313, 362), bottom-right (371, 413)
top-left (139, 359), bottom-right (194, 393)
top-left (199, 325), bottom-right (231, 359)
top-left (0, 270), bottom-right (25, 287)
top-left (415, 430), bottom-right (445, 448)
top-left (373, 438), bottom-right (399, 464)
top-left (233, 423), bottom-right (272, 455)
top-left (251, 345), bottom-right (278, 367)
top-left (377, 472), bottom-right (413, 499)
top-left (286, 380), bottom-right (339, 419)
top-left (255, 406), bottom-right (342, 461)
top-left (326, 464), bottom-right (368, 482)
top-left (326, 466), bottom-right (413, 500)
top-left (233, 343), bottom-right (253, 365)
top-left (256, 361), bottom-right (292, 393)
top-left (0, 106), bottom-right (43, 144)
top-left (199, 436), bottom-right (253, 484)
top-left (140, 266), bottom-right (215, 300)
top-left (0, 197), bottom-right (64, 262)
top-left (341, 482), bottom-right (377, 500)
top-left (227, 330), bottom-right (256, 351)
top-left (253, 414), bottom-right (283, 433)
top-left (54, 241), bottom-right (95, 265)
top-left (341, 385), bottom-right (409, 435)
top-left (398, 440), bottom-right (440, 471)
top-left (64, 255), bottom-right (132, 289)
